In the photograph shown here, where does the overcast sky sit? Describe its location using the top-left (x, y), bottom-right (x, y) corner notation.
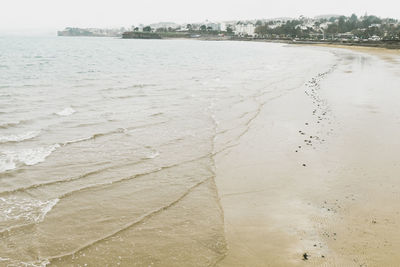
top-left (1, 0), bottom-right (399, 34)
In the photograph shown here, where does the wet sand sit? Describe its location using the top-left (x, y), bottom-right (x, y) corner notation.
top-left (215, 46), bottom-right (400, 266)
top-left (308, 43), bottom-right (400, 57)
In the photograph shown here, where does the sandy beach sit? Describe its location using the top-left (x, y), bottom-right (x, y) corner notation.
top-left (1, 37), bottom-right (400, 266)
top-left (215, 45), bottom-right (400, 266)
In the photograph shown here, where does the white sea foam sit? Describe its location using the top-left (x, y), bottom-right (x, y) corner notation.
top-left (56, 107), bottom-right (76, 116)
top-left (0, 130), bottom-right (40, 143)
top-left (0, 120), bottom-right (24, 129)
top-left (25, 259), bottom-right (50, 267)
top-left (13, 144), bottom-right (59, 166)
top-left (146, 151), bottom-right (160, 159)
top-left (0, 258), bottom-right (50, 267)
top-left (0, 157), bottom-right (16, 172)
top-left (0, 144), bottom-right (60, 172)
top-left (62, 136), bottom-right (93, 146)
top-left (0, 196), bottom-right (59, 225)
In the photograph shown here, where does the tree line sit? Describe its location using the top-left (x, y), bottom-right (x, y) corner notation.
top-left (255, 14), bottom-right (400, 40)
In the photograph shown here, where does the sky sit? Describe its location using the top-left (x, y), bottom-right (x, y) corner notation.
top-left (1, 0), bottom-right (399, 34)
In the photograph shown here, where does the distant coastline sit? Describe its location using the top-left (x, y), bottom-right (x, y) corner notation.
top-left (57, 27), bottom-right (123, 37)
top-left (57, 29), bottom-right (400, 50)
top-left (58, 14), bottom-right (400, 49)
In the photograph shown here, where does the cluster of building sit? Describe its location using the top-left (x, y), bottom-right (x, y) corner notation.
top-left (129, 20), bottom-right (257, 37)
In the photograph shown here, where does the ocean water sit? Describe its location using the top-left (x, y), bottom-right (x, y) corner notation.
top-left (0, 36), bottom-right (336, 266)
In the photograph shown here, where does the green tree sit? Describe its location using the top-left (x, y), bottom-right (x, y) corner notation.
top-left (338, 16), bottom-right (346, 33)
top-left (361, 15), bottom-right (382, 28)
top-left (143, 26), bottom-right (152, 32)
top-left (329, 17), bottom-right (337, 23)
top-left (255, 25), bottom-right (268, 35)
top-left (326, 23), bottom-right (339, 38)
top-left (347, 14), bottom-right (358, 32)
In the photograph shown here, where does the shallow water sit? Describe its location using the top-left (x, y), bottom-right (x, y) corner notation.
top-left (0, 37), bottom-right (337, 266)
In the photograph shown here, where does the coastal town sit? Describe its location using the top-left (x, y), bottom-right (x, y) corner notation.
top-left (58, 14), bottom-right (400, 44)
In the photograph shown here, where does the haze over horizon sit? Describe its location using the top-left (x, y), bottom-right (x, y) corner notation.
top-left (1, 0), bottom-right (399, 35)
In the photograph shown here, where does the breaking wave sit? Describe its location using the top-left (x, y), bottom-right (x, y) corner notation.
top-left (55, 107), bottom-right (76, 116)
top-left (0, 197), bottom-right (59, 226)
top-left (0, 257), bottom-right (49, 267)
top-left (0, 144), bottom-right (60, 173)
top-left (0, 131), bottom-right (40, 143)
top-left (0, 120), bottom-right (29, 129)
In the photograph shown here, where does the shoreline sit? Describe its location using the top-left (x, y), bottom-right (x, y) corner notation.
top-left (286, 40), bottom-right (400, 50)
top-left (123, 34), bottom-right (400, 51)
top-left (220, 38), bottom-right (400, 51)
top-left (55, 33), bottom-right (400, 51)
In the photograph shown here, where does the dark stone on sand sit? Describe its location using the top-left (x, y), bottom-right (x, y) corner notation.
top-left (302, 253), bottom-right (309, 260)
top-left (302, 164), bottom-right (306, 167)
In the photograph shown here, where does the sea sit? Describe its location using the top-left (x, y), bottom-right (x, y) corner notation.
top-left (0, 36), bottom-right (336, 266)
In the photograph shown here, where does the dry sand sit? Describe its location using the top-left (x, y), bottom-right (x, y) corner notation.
top-left (215, 46), bottom-right (400, 266)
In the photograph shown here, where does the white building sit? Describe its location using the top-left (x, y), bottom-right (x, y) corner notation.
top-left (219, 22), bottom-right (227, 32)
top-left (203, 20), bottom-right (220, 31)
top-left (295, 25), bottom-right (309, 30)
top-left (234, 23), bottom-right (256, 36)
